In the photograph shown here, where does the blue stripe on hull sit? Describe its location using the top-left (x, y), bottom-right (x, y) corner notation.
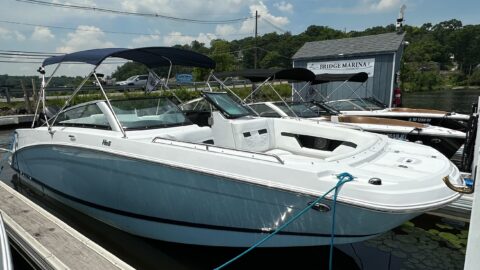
top-left (12, 145), bottom-right (417, 247)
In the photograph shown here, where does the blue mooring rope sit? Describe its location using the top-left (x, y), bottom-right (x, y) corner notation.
top-left (214, 172), bottom-right (354, 270)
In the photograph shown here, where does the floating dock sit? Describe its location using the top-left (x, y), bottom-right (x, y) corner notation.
top-left (0, 181), bottom-right (134, 270)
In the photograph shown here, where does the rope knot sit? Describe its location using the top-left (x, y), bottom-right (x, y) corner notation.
top-left (337, 172), bottom-right (354, 182)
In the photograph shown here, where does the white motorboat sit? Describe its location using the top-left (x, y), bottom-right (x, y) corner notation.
top-left (0, 213), bottom-right (13, 270)
top-left (299, 71), bottom-right (471, 132)
top-left (325, 98), bottom-right (470, 131)
top-left (10, 47), bottom-right (470, 247)
top-left (248, 100), bottom-right (465, 158)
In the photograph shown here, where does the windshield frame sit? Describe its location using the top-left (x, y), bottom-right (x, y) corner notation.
top-left (201, 92), bottom-right (254, 119)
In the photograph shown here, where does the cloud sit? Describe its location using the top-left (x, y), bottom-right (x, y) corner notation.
top-left (163, 32), bottom-right (216, 47)
top-left (370, 0), bottom-right (402, 11)
top-left (56, 25), bottom-right (115, 53)
top-left (215, 1), bottom-right (290, 37)
top-left (215, 25), bottom-right (237, 36)
top-left (274, 1), bottom-right (293, 13)
top-left (31, 26), bottom-right (55, 41)
top-left (318, 0), bottom-right (402, 14)
top-left (120, 0), bottom-right (252, 17)
top-left (131, 33), bottom-right (162, 46)
top-left (0, 27), bottom-right (26, 41)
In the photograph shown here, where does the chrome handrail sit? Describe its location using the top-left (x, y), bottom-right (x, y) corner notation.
top-left (152, 137), bottom-right (285, 165)
top-left (443, 175), bottom-right (474, 194)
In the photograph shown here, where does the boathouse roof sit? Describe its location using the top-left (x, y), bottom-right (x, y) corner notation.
top-left (292, 32), bottom-right (405, 60)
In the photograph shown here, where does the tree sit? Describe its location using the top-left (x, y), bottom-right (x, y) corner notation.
top-left (111, 62), bottom-right (148, 80)
top-left (209, 39), bottom-right (235, 72)
top-left (259, 51), bottom-right (283, 68)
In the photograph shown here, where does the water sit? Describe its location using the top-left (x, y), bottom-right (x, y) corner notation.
top-left (0, 89), bottom-right (474, 269)
top-left (403, 88), bottom-right (480, 114)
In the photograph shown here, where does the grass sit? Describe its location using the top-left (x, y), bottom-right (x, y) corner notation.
top-left (0, 83), bottom-right (293, 115)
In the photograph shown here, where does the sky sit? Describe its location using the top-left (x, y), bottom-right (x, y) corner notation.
top-left (0, 0), bottom-right (479, 76)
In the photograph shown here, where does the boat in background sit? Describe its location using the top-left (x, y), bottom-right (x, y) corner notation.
top-left (249, 100), bottom-right (465, 158)
top-left (10, 47), bottom-right (469, 247)
top-left (303, 71), bottom-right (471, 132)
top-left (0, 213), bottom-right (13, 270)
top-left (325, 98), bottom-right (470, 132)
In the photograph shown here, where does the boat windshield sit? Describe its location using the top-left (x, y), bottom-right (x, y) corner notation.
top-left (180, 97), bottom-right (211, 112)
top-left (272, 102), bottom-right (319, 118)
top-left (110, 98), bottom-right (192, 130)
top-left (202, 92), bottom-right (253, 119)
top-left (309, 102), bottom-right (339, 115)
top-left (325, 100), bottom-right (364, 111)
top-left (349, 99), bottom-right (384, 110)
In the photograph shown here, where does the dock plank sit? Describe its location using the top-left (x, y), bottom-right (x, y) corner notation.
top-left (0, 181), bottom-right (134, 270)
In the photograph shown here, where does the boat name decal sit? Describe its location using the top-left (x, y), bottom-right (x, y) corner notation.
top-left (408, 117), bottom-right (431, 123)
top-left (102, 139), bottom-right (112, 146)
top-left (385, 133), bottom-right (407, 140)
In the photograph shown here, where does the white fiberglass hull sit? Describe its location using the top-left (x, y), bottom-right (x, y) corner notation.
top-left (11, 117), bottom-right (462, 247)
top-left (0, 213), bottom-right (12, 270)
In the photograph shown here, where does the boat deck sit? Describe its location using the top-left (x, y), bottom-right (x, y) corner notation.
top-left (0, 181), bottom-right (133, 270)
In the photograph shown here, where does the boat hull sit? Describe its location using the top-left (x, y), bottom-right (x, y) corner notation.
top-left (12, 144), bottom-right (418, 247)
top-left (376, 132), bottom-right (464, 158)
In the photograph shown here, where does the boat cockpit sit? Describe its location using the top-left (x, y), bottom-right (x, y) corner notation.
top-left (49, 93), bottom-right (379, 162)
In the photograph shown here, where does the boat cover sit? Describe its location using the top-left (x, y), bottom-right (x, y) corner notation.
top-left (42, 47), bottom-right (216, 69)
top-left (311, 72), bottom-right (368, 85)
top-left (214, 68), bottom-right (316, 82)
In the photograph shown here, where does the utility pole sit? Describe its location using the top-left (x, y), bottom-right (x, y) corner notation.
top-left (254, 10), bottom-right (258, 69)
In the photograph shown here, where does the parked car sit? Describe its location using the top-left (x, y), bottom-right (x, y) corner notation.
top-left (115, 75), bottom-right (148, 90)
top-left (93, 73), bottom-right (116, 87)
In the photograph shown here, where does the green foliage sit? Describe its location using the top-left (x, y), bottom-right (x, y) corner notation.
top-left (469, 68), bottom-right (480, 85)
top-left (209, 39), bottom-right (236, 72)
top-left (111, 62), bottom-right (148, 81)
top-left (401, 62), bottom-right (444, 91)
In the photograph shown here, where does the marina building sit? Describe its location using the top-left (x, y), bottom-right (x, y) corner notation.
top-left (292, 32), bottom-right (406, 107)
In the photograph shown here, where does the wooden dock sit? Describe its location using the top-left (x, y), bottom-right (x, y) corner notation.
top-left (0, 115), bottom-right (35, 127)
top-left (0, 181), bottom-right (134, 270)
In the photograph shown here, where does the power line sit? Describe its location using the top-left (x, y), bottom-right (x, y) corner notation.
top-left (0, 19), bottom-right (153, 36)
top-left (0, 59), bottom-right (126, 64)
top-left (261, 18), bottom-right (288, 33)
top-left (0, 51), bottom-right (127, 64)
top-left (0, 19), bottom-right (253, 38)
top-left (0, 60), bottom-right (43, 64)
top-left (0, 49), bottom-right (61, 56)
top-left (16, 0), bottom-right (254, 24)
top-left (0, 55), bottom-right (48, 60)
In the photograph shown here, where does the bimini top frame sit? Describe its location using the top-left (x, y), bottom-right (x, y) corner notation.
top-left (305, 72), bottom-right (371, 106)
top-left (35, 47), bottom-right (216, 138)
top-left (209, 68), bottom-right (316, 118)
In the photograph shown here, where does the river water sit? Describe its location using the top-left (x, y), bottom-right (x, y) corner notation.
top-left (403, 88), bottom-right (480, 114)
top-left (0, 89), bottom-right (474, 270)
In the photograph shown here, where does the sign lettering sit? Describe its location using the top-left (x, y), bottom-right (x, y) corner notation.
top-left (307, 58), bottom-right (375, 77)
